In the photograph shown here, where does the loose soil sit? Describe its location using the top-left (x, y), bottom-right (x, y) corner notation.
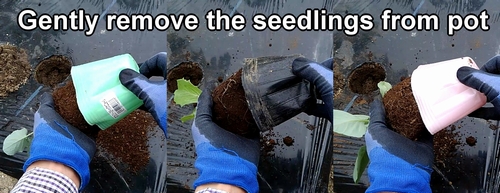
top-left (283, 136), bottom-right (294, 146)
top-left (383, 77), bottom-right (428, 140)
top-left (52, 80), bottom-right (101, 139)
top-left (52, 80), bottom-right (154, 173)
top-left (348, 62), bottom-right (386, 94)
top-left (0, 44), bottom-right (31, 97)
top-left (466, 136), bottom-right (477, 146)
top-left (167, 61), bottom-right (203, 93)
top-left (433, 125), bottom-right (460, 166)
top-left (212, 69), bottom-right (259, 138)
top-left (96, 109), bottom-right (155, 173)
top-left (34, 55), bottom-right (71, 87)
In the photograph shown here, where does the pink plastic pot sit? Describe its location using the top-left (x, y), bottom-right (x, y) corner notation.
top-left (411, 57), bottom-right (487, 135)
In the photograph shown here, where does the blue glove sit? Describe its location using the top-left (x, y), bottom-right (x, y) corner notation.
top-left (24, 93), bottom-right (96, 190)
top-left (192, 88), bottom-right (260, 193)
top-left (365, 100), bottom-right (434, 193)
top-left (292, 57), bottom-right (333, 122)
top-left (457, 55), bottom-right (500, 120)
top-left (120, 52), bottom-right (167, 133)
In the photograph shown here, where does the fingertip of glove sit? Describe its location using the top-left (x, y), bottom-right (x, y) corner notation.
top-left (119, 69), bottom-right (140, 83)
top-left (39, 92), bottom-right (55, 106)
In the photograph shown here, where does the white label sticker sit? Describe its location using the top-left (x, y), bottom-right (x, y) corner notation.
top-left (100, 93), bottom-right (127, 119)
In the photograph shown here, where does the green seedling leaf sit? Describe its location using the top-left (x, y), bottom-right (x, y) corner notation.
top-left (353, 145), bottom-right (369, 184)
top-left (2, 128), bottom-right (33, 156)
top-left (377, 81), bottom-right (392, 97)
top-left (174, 78), bottom-right (202, 107)
top-left (181, 109), bottom-right (196, 123)
top-left (334, 110), bottom-right (369, 138)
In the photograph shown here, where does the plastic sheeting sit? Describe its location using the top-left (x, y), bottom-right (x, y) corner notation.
top-left (333, 0), bottom-right (500, 192)
top-left (0, 0), bottom-right (167, 192)
top-left (166, 0), bottom-right (334, 192)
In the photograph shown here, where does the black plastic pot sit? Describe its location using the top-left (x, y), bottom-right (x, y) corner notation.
top-left (242, 54), bottom-right (318, 131)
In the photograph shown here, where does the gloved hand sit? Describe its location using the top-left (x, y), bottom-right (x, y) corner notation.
top-left (24, 93), bottom-right (96, 190)
top-left (292, 57), bottom-right (333, 122)
top-left (120, 52), bottom-right (167, 133)
top-left (191, 88), bottom-right (260, 193)
top-left (457, 55), bottom-right (500, 120)
top-left (365, 100), bottom-right (433, 193)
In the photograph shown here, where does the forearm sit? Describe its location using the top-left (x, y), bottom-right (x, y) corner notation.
top-left (12, 161), bottom-right (79, 193)
top-left (195, 183), bottom-right (246, 193)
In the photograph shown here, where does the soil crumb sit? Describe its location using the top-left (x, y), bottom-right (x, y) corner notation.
top-left (167, 61), bottom-right (203, 93)
top-left (466, 136), bottom-right (477, 146)
top-left (96, 109), bottom-right (155, 173)
top-left (283, 136), bottom-right (294, 146)
top-left (0, 44), bottom-right (32, 97)
top-left (434, 125), bottom-right (460, 165)
top-left (212, 69), bottom-right (259, 138)
top-left (348, 62), bottom-right (386, 94)
top-left (52, 80), bottom-right (100, 138)
top-left (383, 77), bottom-right (428, 140)
top-left (35, 55), bottom-right (71, 87)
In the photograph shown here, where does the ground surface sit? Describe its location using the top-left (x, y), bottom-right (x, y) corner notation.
top-left (0, 171), bottom-right (17, 193)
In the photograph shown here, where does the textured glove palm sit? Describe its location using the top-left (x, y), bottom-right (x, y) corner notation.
top-left (191, 88), bottom-right (260, 193)
top-left (365, 100), bottom-right (433, 193)
top-left (457, 55), bottom-right (500, 120)
top-left (120, 52), bottom-right (167, 133)
top-left (24, 93), bottom-right (96, 191)
top-left (291, 57), bottom-right (333, 122)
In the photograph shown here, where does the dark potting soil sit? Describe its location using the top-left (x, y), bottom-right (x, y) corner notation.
top-left (52, 80), bottom-right (153, 173)
top-left (383, 77), bottom-right (428, 140)
top-left (283, 136), bottom-right (294, 146)
top-left (96, 109), bottom-right (155, 173)
top-left (433, 125), bottom-right (460, 167)
top-left (466, 136), bottom-right (477, 146)
top-left (348, 62), bottom-right (386, 94)
top-left (167, 61), bottom-right (203, 93)
top-left (52, 80), bottom-right (101, 139)
top-left (333, 59), bottom-right (345, 99)
top-left (0, 44), bottom-right (31, 97)
top-left (35, 55), bottom-right (71, 87)
top-left (212, 69), bottom-right (259, 139)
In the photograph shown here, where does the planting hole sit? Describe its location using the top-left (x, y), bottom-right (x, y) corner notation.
top-left (167, 61), bottom-right (203, 93)
top-left (347, 62), bottom-right (386, 94)
top-left (35, 55), bottom-right (72, 87)
top-left (0, 44), bottom-right (32, 97)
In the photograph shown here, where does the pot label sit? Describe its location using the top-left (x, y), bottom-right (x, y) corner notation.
top-left (100, 93), bottom-right (127, 119)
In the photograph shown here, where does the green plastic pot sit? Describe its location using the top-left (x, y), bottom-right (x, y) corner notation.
top-left (71, 54), bottom-right (143, 130)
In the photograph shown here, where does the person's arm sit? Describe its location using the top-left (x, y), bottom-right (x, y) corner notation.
top-left (365, 100), bottom-right (434, 193)
top-left (11, 93), bottom-right (96, 192)
top-left (12, 161), bottom-right (79, 192)
top-left (191, 88), bottom-right (260, 193)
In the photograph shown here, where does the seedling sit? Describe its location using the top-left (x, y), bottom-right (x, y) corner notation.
top-left (2, 128), bottom-right (33, 156)
top-left (173, 78), bottom-right (202, 122)
top-left (333, 81), bottom-right (392, 183)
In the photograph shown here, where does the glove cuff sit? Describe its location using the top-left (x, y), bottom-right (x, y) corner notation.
top-left (194, 143), bottom-right (258, 193)
top-left (23, 123), bottom-right (92, 190)
top-left (366, 147), bottom-right (432, 193)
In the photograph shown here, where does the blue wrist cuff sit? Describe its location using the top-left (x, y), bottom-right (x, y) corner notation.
top-left (23, 123), bottom-right (91, 190)
top-left (366, 147), bottom-right (432, 193)
top-left (194, 142), bottom-right (258, 193)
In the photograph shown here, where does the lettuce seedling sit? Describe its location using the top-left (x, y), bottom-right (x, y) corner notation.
top-left (173, 78), bottom-right (202, 122)
top-left (333, 81), bottom-right (392, 183)
top-left (2, 128), bottom-right (33, 156)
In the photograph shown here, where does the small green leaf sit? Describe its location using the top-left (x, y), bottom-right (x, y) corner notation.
top-left (181, 109), bottom-right (196, 123)
top-left (174, 79), bottom-right (202, 107)
top-left (2, 128), bottom-right (33, 156)
top-left (377, 81), bottom-right (392, 97)
top-left (334, 110), bottom-right (369, 138)
top-left (353, 145), bottom-right (369, 184)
